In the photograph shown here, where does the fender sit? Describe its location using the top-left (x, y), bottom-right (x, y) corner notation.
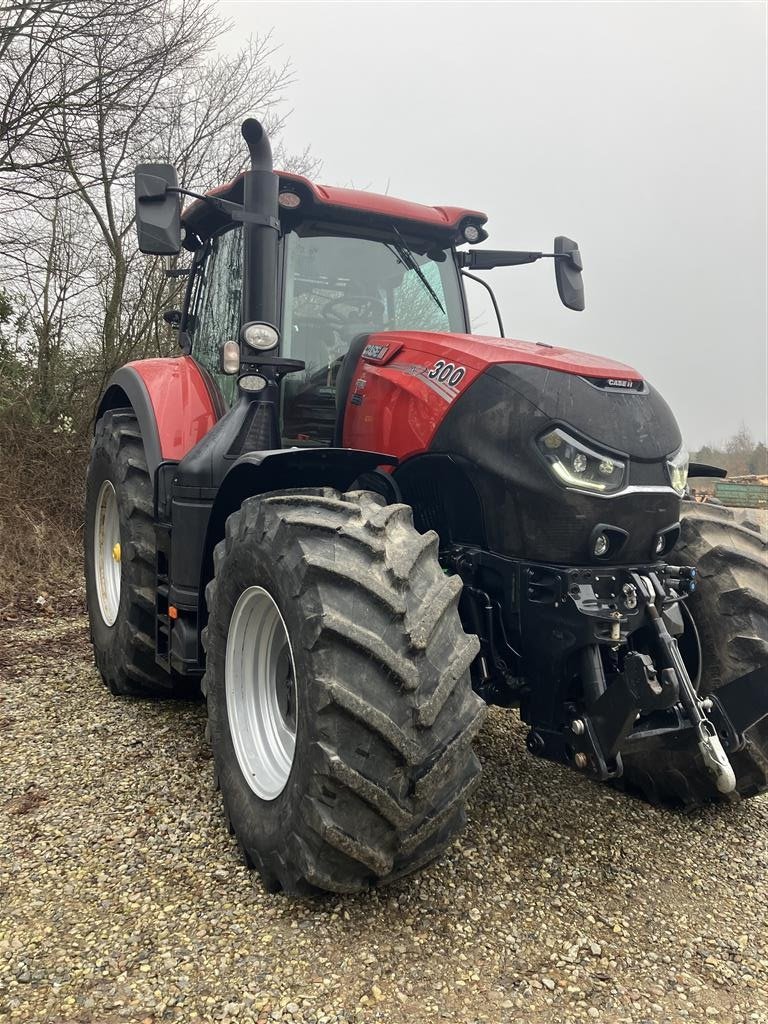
top-left (196, 446), bottom-right (397, 623)
top-left (205, 446), bottom-right (397, 568)
top-left (96, 357), bottom-right (221, 475)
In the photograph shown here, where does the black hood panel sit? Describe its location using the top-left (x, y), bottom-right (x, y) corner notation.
top-left (485, 363), bottom-right (681, 461)
top-left (429, 362), bottom-right (682, 563)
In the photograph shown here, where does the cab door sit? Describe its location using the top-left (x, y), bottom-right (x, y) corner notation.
top-left (185, 225), bottom-right (243, 408)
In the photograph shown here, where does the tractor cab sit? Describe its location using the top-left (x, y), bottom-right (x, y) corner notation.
top-left (178, 169), bottom-right (479, 447)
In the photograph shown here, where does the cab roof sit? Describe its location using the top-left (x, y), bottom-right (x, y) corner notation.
top-left (182, 170), bottom-right (488, 246)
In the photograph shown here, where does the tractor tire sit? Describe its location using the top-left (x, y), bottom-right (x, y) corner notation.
top-left (85, 408), bottom-right (182, 697)
top-left (202, 488), bottom-right (486, 894)
top-left (620, 503), bottom-right (768, 806)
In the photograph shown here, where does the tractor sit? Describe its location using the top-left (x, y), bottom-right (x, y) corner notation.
top-left (85, 118), bottom-right (768, 894)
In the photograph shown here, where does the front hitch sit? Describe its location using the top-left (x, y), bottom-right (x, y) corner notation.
top-left (569, 651), bottom-right (680, 774)
top-left (633, 573), bottom-right (736, 794)
top-left (526, 648), bottom-right (681, 781)
top-left (525, 567), bottom-right (740, 792)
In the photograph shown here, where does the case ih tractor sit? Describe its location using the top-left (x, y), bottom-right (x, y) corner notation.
top-left (86, 119), bottom-right (768, 894)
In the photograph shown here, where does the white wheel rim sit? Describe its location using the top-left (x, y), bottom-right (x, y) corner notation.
top-left (94, 479), bottom-right (121, 627)
top-left (225, 586), bottom-right (298, 800)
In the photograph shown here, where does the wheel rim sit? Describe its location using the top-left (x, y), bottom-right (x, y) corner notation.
top-left (94, 479), bottom-right (121, 627)
top-left (225, 586), bottom-right (298, 800)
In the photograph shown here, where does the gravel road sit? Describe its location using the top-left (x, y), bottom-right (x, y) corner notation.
top-left (1, 613), bottom-right (766, 1024)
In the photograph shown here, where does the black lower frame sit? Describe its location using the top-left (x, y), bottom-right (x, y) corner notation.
top-left (445, 544), bottom-right (768, 782)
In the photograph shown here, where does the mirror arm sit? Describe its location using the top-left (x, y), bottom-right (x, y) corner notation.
top-left (165, 187), bottom-right (279, 230)
top-left (461, 270), bottom-right (505, 338)
top-left (460, 250), bottom-right (582, 272)
top-left (459, 250), bottom-right (542, 270)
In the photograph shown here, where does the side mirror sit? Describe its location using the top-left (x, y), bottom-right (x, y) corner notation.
top-left (135, 163), bottom-right (181, 255)
top-left (554, 236), bottom-right (585, 312)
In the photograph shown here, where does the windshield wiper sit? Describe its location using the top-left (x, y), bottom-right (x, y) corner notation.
top-left (389, 225), bottom-right (445, 315)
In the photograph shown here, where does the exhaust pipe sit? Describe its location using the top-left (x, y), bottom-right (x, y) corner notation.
top-left (240, 118), bottom-right (279, 327)
top-left (242, 117), bottom-right (273, 171)
top-left (175, 121), bottom-right (285, 493)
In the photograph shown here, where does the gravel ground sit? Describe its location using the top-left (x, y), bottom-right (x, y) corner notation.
top-left (1, 614), bottom-right (767, 1024)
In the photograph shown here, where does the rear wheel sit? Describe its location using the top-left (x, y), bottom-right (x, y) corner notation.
top-left (202, 488), bottom-right (486, 894)
top-left (620, 503), bottom-right (768, 805)
top-left (85, 408), bottom-right (187, 697)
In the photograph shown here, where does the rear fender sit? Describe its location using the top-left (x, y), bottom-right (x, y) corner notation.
top-left (95, 357), bottom-right (221, 476)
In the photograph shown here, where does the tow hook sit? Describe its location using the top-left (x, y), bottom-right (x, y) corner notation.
top-left (695, 719), bottom-right (737, 794)
top-left (635, 573), bottom-right (737, 794)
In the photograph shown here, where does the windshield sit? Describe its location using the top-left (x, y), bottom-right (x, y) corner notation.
top-left (281, 229), bottom-right (465, 368)
top-left (279, 228), bottom-right (466, 447)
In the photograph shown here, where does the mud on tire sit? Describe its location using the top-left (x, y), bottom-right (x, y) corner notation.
top-left (202, 488), bottom-right (486, 894)
top-left (620, 503), bottom-right (768, 806)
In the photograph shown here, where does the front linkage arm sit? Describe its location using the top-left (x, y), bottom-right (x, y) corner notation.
top-left (566, 650), bottom-right (680, 776)
top-left (526, 566), bottom-right (739, 793)
top-left (631, 572), bottom-right (736, 794)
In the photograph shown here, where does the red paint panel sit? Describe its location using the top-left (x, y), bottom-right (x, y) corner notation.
top-left (279, 173), bottom-right (487, 231)
top-left (183, 171), bottom-right (487, 236)
top-left (362, 331), bottom-right (644, 380)
top-left (344, 356), bottom-right (484, 460)
top-left (342, 331), bottom-right (643, 460)
top-left (127, 356), bottom-right (219, 461)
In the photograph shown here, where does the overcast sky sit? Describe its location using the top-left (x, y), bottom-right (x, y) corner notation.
top-left (217, 0), bottom-right (767, 448)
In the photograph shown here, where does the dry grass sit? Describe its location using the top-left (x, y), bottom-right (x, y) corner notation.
top-left (0, 418), bottom-right (88, 616)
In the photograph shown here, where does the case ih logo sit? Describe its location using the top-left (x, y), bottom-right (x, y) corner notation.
top-left (607, 378), bottom-right (635, 389)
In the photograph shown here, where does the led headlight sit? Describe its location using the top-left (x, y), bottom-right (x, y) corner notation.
top-left (667, 446), bottom-right (689, 494)
top-left (241, 322), bottom-right (279, 351)
top-left (538, 428), bottom-right (626, 494)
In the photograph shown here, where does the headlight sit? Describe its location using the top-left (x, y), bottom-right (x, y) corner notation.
top-left (241, 322), bottom-right (279, 351)
top-left (538, 428), bottom-right (627, 494)
top-left (667, 446), bottom-right (689, 494)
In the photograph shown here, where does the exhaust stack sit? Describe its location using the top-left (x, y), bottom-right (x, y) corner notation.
top-left (240, 118), bottom-right (279, 327)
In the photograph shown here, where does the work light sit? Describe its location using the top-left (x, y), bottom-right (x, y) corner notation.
top-left (242, 322), bottom-right (279, 351)
top-left (278, 190), bottom-right (301, 209)
top-left (239, 373), bottom-right (268, 393)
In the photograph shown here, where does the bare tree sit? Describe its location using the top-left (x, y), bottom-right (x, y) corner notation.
top-left (0, 1), bottom-right (322, 593)
top-left (0, 0), bottom-right (220, 176)
top-left (2, 0), bottom-right (320, 415)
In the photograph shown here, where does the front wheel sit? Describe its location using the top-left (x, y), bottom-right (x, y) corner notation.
top-left (202, 488), bottom-right (486, 894)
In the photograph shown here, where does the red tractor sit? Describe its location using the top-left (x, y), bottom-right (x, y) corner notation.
top-left (86, 119), bottom-right (768, 894)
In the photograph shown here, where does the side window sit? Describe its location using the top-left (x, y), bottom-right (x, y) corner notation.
top-left (189, 226), bottom-right (243, 406)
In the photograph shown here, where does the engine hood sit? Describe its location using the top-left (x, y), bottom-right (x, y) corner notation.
top-left (363, 330), bottom-right (645, 383)
top-left (484, 362), bottom-right (681, 462)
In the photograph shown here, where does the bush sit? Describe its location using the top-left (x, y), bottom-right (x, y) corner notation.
top-left (0, 402), bottom-right (89, 616)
